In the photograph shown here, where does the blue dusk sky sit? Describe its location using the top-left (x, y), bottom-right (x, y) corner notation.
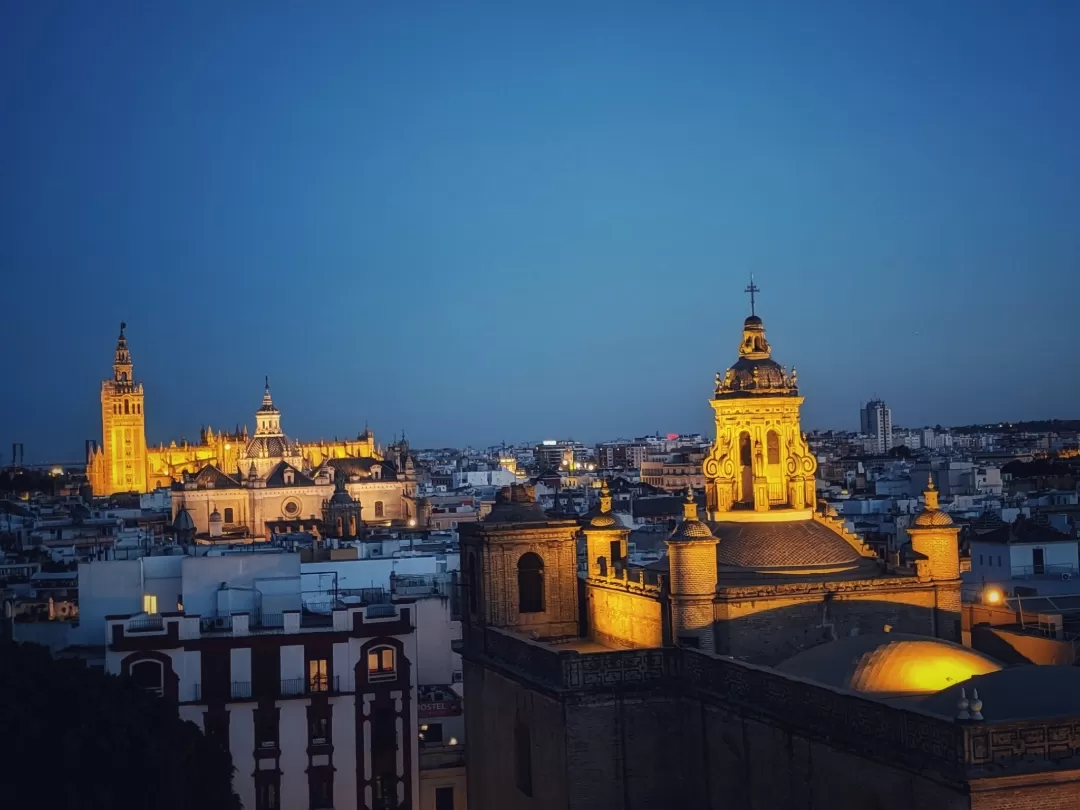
top-left (3, 2), bottom-right (1080, 462)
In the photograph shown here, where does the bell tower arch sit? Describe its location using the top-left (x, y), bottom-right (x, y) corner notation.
top-left (704, 286), bottom-right (817, 520)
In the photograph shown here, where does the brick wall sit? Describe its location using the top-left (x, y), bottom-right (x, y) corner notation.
top-left (695, 700), bottom-right (970, 809)
top-left (462, 661), bottom-right (568, 810)
top-left (668, 543), bottom-right (717, 596)
top-left (970, 774), bottom-right (1080, 809)
top-left (587, 586), bottom-right (664, 649)
top-left (564, 692), bottom-right (691, 810)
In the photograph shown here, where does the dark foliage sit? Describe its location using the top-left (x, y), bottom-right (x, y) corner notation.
top-left (886, 445), bottom-right (913, 458)
top-left (0, 642), bottom-right (240, 810)
top-left (0, 469), bottom-right (59, 495)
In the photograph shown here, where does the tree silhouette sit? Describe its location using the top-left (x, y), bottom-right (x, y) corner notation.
top-left (0, 642), bottom-right (240, 810)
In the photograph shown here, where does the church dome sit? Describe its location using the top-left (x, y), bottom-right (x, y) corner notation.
top-left (910, 476), bottom-right (955, 529)
top-left (173, 507), bottom-right (195, 532)
top-left (243, 435), bottom-right (292, 459)
top-left (714, 309), bottom-right (799, 399)
top-left (776, 634), bottom-right (1002, 698)
top-left (668, 489), bottom-right (717, 543)
top-left (713, 519), bottom-right (863, 572)
top-left (589, 512), bottom-right (619, 528)
top-left (913, 509), bottom-right (954, 527)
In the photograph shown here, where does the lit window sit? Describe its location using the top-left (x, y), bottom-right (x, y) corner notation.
top-left (143, 594), bottom-right (158, 614)
top-left (368, 646), bottom-right (396, 681)
top-left (308, 658), bottom-right (329, 693)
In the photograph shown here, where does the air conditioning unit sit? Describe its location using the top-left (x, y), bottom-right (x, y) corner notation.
top-left (213, 616), bottom-right (231, 630)
top-left (452, 670), bottom-right (463, 684)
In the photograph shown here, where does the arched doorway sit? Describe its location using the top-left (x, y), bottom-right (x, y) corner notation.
top-left (738, 432), bottom-right (753, 507)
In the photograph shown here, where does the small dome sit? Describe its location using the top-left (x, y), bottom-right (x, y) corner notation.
top-left (776, 634), bottom-right (1002, 698)
top-left (744, 314), bottom-right (763, 326)
top-left (668, 489), bottom-right (716, 543)
top-left (913, 509), bottom-right (954, 528)
top-left (589, 513), bottom-right (618, 528)
top-left (670, 519), bottom-right (715, 541)
top-left (209, 507), bottom-right (222, 521)
top-left (173, 507), bottom-right (196, 532)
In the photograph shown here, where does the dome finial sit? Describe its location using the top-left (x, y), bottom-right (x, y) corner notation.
top-left (744, 274), bottom-right (760, 317)
top-left (683, 486), bottom-right (698, 522)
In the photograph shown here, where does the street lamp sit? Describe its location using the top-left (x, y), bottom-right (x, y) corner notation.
top-left (983, 586), bottom-right (1004, 606)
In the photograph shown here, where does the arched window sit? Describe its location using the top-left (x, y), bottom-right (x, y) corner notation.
top-left (517, 552), bottom-right (545, 614)
top-left (466, 552), bottom-right (478, 615)
top-left (739, 432), bottom-right (752, 466)
top-left (596, 556), bottom-right (608, 577)
top-left (767, 431), bottom-right (780, 465)
top-left (367, 646), bottom-right (396, 681)
top-left (124, 400), bottom-right (130, 415)
top-left (130, 659), bottom-right (164, 696)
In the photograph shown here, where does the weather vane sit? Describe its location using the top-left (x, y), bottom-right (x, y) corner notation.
top-left (744, 275), bottom-right (760, 316)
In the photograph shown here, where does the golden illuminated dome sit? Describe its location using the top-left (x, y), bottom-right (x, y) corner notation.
top-left (714, 314), bottom-right (799, 398)
top-left (584, 480), bottom-right (623, 529)
top-left (776, 634), bottom-right (1002, 698)
top-left (911, 475), bottom-right (953, 528)
top-left (668, 488), bottom-right (717, 543)
top-left (914, 509), bottom-right (954, 527)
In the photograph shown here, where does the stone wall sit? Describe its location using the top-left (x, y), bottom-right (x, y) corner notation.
top-left (586, 583), bottom-right (665, 649)
top-left (714, 581), bottom-right (958, 664)
top-left (462, 660), bottom-right (568, 810)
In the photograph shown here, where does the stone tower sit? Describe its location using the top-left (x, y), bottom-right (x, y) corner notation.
top-left (92, 322), bottom-right (148, 494)
top-left (459, 484), bottom-right (580, 642)
top-left (905, 474), bottom-right (963, 641)
top-left (703, 297), bottom-right (817, 517)
top-left (666, 488), bottom-right (719, 651)
top-left (907, 476), bottom-right (961, 582)
top-left (581, 480), bottom-right (629, 579)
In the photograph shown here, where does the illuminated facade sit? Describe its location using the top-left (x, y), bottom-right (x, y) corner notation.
top-left (456, 293), bottom-right (1046, 810)
top-left (87, 325), bottom-right (399, 498)
top-left (87, 323), bottom-right (148, 495)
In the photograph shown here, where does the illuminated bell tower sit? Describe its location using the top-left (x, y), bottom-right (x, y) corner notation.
top-left (99, 322), bottom-right (148, 494)
top-left (703, 282), bottom-right (817, 519)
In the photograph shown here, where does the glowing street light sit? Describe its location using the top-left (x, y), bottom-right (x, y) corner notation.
top-left (983, 587), bottom-right (1004, 606)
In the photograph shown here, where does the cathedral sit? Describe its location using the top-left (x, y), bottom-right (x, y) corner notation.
top-left (87, 324), bottom-right (418, 536)
top-left (460, 297), bottom-right (1080, 809)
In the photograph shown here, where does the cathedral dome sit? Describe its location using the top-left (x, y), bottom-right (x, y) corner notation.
top-left (173, 507), bottom-right (195, 532)
top-left (243, 435), bottom-right (293, 459)
top-left (776, 634), bottom-right (1002, 698)
top-left (713, 519), bottom-right (863, 572)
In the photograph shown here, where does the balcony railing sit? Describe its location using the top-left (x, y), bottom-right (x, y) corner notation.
top-left (1011, 563), bottom-right (1079, 581)
top-left (127, 616), bottom-right (164, 633)
top-left (281, 675), bottom-right (339, 696)
top-left (231, 681), bottom-right (252, 699)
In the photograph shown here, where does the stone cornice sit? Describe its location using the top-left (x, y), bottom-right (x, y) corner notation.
top-left (715, 574), bottom-right (960, 601)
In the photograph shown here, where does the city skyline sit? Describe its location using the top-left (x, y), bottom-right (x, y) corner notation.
top-left (5, 2), bottom-right (1080, 460)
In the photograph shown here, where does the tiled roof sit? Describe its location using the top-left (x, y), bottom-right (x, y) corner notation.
top-left (712, 518), bottom-right (861, 569)
top-left (187, 465), bottom-right (243, 490)
top-left (264, 462), bottom-right (316, 488)
top-left (327, 457), bottom-right (398, 481)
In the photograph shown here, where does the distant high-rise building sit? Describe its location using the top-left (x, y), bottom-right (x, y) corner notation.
top-left (861, 399), bottom-right (893, 455)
